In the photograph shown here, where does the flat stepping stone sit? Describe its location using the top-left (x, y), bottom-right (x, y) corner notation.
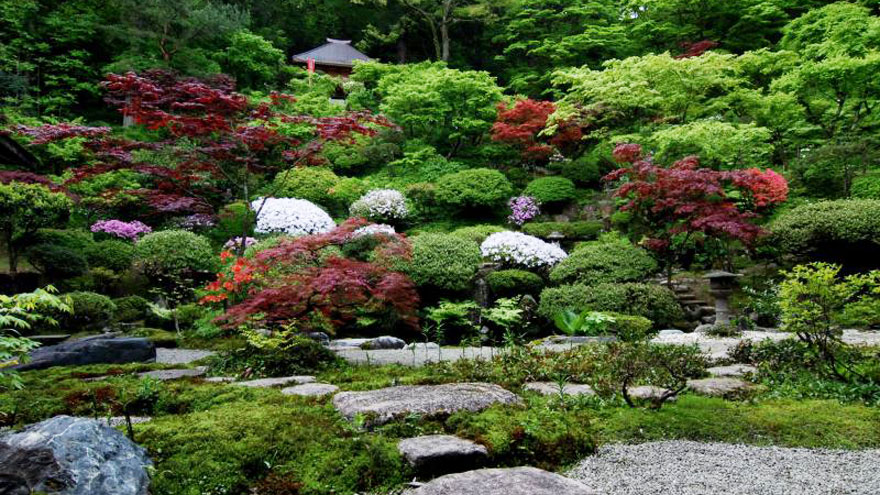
top-left (408, 466), bottom-right (596, 495)
top-left (333, 382), bottom-right (520, 426)
top-left (628, 386), bottom-right (678, 402)
top-left (398, 435), bottom-right (487, 475)
top-left (524, 382), bottom-right (595, 397)
top-left (155, 348), bottom-right (215, 365)
top-left (687, 377), bottom-right (753, 397)
top-left (707, 364), bottom-right (757, 377)
top-left (138, 367), bottom-right (206, 381)
top-left (281, 383), bottom-right (339, 397)
top-left (234, 375), bottom-right (315, 388)
top-left (203, 376), bottom-right (236, 383)
top-left (29, 334), bottom-right (70, 345)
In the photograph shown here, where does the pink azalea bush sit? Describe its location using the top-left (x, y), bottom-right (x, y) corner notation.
top-left (91, 219), bottom-right (152, 241)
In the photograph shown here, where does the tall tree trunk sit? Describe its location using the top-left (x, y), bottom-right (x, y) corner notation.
top-left (397, 38), bottom-right (407, 64)
top-left (440, 23), bottom-right (450, 61)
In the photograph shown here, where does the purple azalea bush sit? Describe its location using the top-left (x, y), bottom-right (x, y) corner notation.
top-left (91, 219), bottom-right (153, 241)
top-left (508, 195), bottom-right (540, 226)
top-left (223, 236), bottom-right (258, 251)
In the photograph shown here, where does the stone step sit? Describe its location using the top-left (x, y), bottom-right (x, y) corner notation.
top-left (706, 364), bottom-right (757, 378)
top-left (398, 435), bottom-right (488, 477)
top-left (137, 366), bottom-right (206, 381)
top-left (281, 383), bottom-right (339, 397)
top-left (524, 382), bottom-right (595, 397)
top-left (234, 375), bottom-right (315, 388)
top-left (687, 377), bottom-right (753, 397)
top-left (406, 466), bottom-right (595, 495)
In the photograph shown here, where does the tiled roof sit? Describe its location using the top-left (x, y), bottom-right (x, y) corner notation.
top-left (291, 38), bottom-right (372, 67)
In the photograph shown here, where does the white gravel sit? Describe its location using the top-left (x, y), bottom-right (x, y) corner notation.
top-left (568, 441), bottom-right (880, 495)
top-left (651, 330), bottom-right (880, 360)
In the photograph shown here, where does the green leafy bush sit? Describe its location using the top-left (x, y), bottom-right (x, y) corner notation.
top-left (521, 221), bottom-right (602, 239)
top-left (207, 202), bottom-right (255, 246)
top-left (113, 295), bottom-right (150, 323)
top-left (62, 291), bottom-right (117, 331)
top-left (523, 176), bottom-right (577, 204)
top-left (31, 228), bottom-right (95, 253)
top-left (27, 244), bottom-right (89, 279)
top-left (487, 269), bottom-right (544, 297)
top-left (556, 153), bottom-right (601, 185)
top-left (406, 233), bottom-right (482, 291)
top-left (606, 312), bottom-right (655, 342)
top-left (321, 139), bottom-right (370, 172)
top-left (771, 200), bottom-right (880, 259)
top-left (451, 224), bottom-right (505, 244)
top-left (436, 168), bottom-right (513, 209)
top-left (538, 283), bottom-right (683, 327)
top-left (549, 234), bottom-right (657, 285)
top-left (271, 167), bottom-right (340, 206)
top-left (851, 172), bottom-right (880, 199)
top-left (208, 336), bottom-right (340, 378)
top-left (84, 239), bottom-right (135, 272)
top-left (328, 177), bottom-right (369, 213)
top-left (134, 231), bottom-right (217, 280)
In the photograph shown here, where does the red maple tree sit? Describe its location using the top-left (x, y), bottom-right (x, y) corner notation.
top-left (491, 98), bottom-right (583, 163)
top-left (605, 143), bottom-right (788, 279)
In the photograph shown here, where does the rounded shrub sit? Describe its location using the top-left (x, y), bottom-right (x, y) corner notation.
top-left (271, 167), bottom-right (340, 206)
top-left (32, 229), bottom-right (95, 253)
top-left (84, 239), bottom-right (136, 272)
top-left (770, 200), bottom-right (880, 266)
top-left (451, 224), bottom-right (506, 244)
top-left (321, 140), bottom-right (369, 172)
top-left (558, 154), bottom-right (601, 185)
top-left (328, 177), bottom-right (368, 213)
top-left (436, 168), bottom-right (513, 209)
top-left (487, 269), bottom-right (544, 297)
top-left (605, 312), bottom-right (654, 342)
top-left (27, 244), bottom-right (89, 279)
top-left (63, 291), bottom-right (117, 331)
top-left (406, 233), bottom-right (482, 291)
top-left (851, 172), bottom-right (880, 199)
top-left (523, 177), bottom-right (576, 205)
top-left (349, 189), bottom-right (408, 223)
top-left (549, 234), bottom-right (657, 285)
top-left (538, 282), bottom-right (683, 327)
top-left (134, 230), bottom-right (217, 280)
top-left (113, 295), bottom-right (150, 323)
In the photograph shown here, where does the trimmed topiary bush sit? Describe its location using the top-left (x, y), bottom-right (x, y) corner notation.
top-left (522, 176), bottom-right (577, 205)
top-left (550, 234), bottom-right (657, 285)
top-left (436, 168), bottom-right (513, 209)
top-left (84, 239), bottom-right (136, 272)
top-left (406, 233), bottom-right (482, 291)
top-left (487, 269), bottom-right (544, 297)
top-left (27, 244), bottom-right (89, 279)
top-left (271, 167), bottom-right (340, 206)
top-left (557, 154), bottom-right (601, 185)
top-left (521, 221), bottom-right (602, 239)
top-left (451, 224), bottom-right (505, 244)
top-left (538, 283), bottom-right (682, 327)
top-left (63, 291), bottom-right (117, 331)
top-left (134, 230), bottom-right (217, 280)
top-left (605, 312), bottom-right (655, 342)
top-left (113, 295), bottom-right (150, 322)
top-left (851, 172), bottom-right (880, 199)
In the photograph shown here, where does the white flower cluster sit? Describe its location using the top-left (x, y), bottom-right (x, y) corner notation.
top-left (350, 189), bottom-right (408, 221)
top-left (480, 231), bottom-right (568, 268)
top-left (251, 197), bottom-right (335, 236)
top-left (352, 223), bottom-right (397, 238)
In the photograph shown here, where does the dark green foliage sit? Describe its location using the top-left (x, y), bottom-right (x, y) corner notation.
top-left (406, 233), bottom-right (482, 291)
top-left (84, 239), bottom-right (135, 272)
top-left (208, 202), bottom-right (255, 246)
top-left (851, 172), bottom-right (880, 199)
top-left (450, 224), bottom-right (505, 244)
top-left (321, 140), bottom-right (371, 173)
top-left (549, 234), bottom-right (657, 285)
top-left (521, 221), bottom-right (602, 239)
top-left (522, 176), bottom-right (576, 205)
top-left (63, 291), bottom-right (117, 331)
top-left (27, 244), bottom-right (89, 279)
top-left (538, 283), bottom-right (683, 327)
top-left (487, 269), bottom-right (545, 297)
top-left (208, 337), bottom-right (341, 378)
top-left (436, 168), bottom-right (513, 210)
top-left (556, 154), bottom-right (602, 185)
top-left (31, 229), bottom-right (95, 253)
top-left (272, 167), bottom-right (340, 207)
top-left (113, 296), bottom-right (150, 323)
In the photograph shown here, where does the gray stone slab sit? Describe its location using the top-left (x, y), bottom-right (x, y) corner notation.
top-left (398, 435), bottom-right (487, 474)
top-left (408, 467), bottom-right (596, 495)
top-left (628, 386), bottom-right (678, 402)
top-left (155, 348), bottom-right (215, 365)
top-left (524, 382), bottom-right (595, 397)
top-left (234, 375), bottom-right (315, 388)
top-left (707, 364), bottom-right (757, 378)
top-left (687, 377), bottom-right (753, 397)
top-left (137, 367), bottom-right (206, 381)
top-left (333, 382), bottom-right (520, 426)
top-left (281, 383), bottom-right (339, 397)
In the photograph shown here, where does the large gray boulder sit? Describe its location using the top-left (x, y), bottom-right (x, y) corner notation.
top-left (333, 383), bottom-right (520, 426)
top-left (687, 377), bottom-right (753, 397)
top-left (398, 435), bottom-right (487, 475)
top-left (10, 335), bottom-right (155, 371)
top-left (0, 416), bottom-right (152, 495)
top-left (408, 467), bottom-right (596, 495)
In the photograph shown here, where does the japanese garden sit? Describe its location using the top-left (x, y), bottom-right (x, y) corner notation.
top-left (1, 1), bottom-right (880, 494)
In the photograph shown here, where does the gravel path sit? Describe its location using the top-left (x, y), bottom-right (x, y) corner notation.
top-left (568, 441), bottom-right (880, 494)
top-left (155, 348), bottom-right (215, 365)
top-left (652, 329), bottom-right (880, 360)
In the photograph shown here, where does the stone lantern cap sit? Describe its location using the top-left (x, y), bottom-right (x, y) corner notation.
top-left (704, 270), bottom-right (741, 280)
top-left (546, 231), bottom-right (565, 240)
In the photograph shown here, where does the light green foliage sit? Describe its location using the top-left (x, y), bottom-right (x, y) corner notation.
top-left (482, 297), bottom-right (525, 333)
top-left (538, 282), bottom-right (683, 327)
top-left (369, 145), bottom-right (466, 188)
top-left (770, 199), bottom-right (880, 255)
top-left (451, 224), bottom-right (506, 244)
top-left (553, 309), bottom-right (615, 336)
top-left (522, 176), bottom-right (577, 204)
top-left (406, 233), bottom-right (481, 291)
top-left (0, 183), bottom-right (72, 272)
top-left (328, 177), bottom-right (369, 214)
top-left (647, 120), bottom-right (773, 169)
top-left (521, 221), bottom-right (603, 239)
top-left (207, 202), bottom-right (255, 246)
top-left (84, 240), bottom-right (135, 272)
top-left (134, 230), bottom-right (217, 279)
top-left (0, 287), bottom-right (71, 389)
top-left (272, 167), bottom-right (340, 207)
top-left (486, 269), bottom-right (544, 297)
top-left (550, 233), bottom-right (657, 285)
top-left (220, 30), bottom-right (285, 89)
top-left (436, 168), bottom-right (513, 209)
top-left (779, 2), bottom-right (880, 60)
top-left (321, 139), bottom-right (371, 173)
top-left (851, 172), bottom-right (880, 199)
top-left (62, 291), bottom-right (116, 332)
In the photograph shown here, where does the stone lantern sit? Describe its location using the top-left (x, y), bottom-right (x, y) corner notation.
top-left (546, 231), bottom-right (565, 248)
top-left (704, 270), bottom-right (741, 326)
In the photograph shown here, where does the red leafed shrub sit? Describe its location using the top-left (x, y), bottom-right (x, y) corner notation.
top-left (605, 143), bottom-right (787, 277)
top-left (674, 40), bottom-right (720, 59)
top-left (204, 219), bottom-right (419, 335)
top-left (491, 98), bottom-right (582, 163)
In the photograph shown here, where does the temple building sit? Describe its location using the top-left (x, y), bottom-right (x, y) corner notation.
top-left (291, 38), bottom-right (372, 78)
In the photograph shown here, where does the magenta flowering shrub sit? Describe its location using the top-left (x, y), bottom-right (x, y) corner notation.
top-left (224, 236), bottom-right (258, 251)
top-left (91, 219), bottom-right (152, 241)
top-left (508, 195), bottom-right (540, 226)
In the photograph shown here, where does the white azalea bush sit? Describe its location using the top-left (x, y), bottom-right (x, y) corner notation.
top-left (481, 231), bottom-right (568, 268)
top-left (352, 223), bottom-right (397, 238)
top-left (251, 197), bottom-right (335, 236)
top-left (349, 189), bottom-right (408, 223)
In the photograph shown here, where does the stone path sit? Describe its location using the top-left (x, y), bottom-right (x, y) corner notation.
top-left (332, 382), bottom-right (520, 426)
top-left (233, 375), bottom-right (315, 388)
top-left (281, 383), bottom-right (338, 397)
top-left (138, 367), bottom-right (206, 381)
top-left (155, 348), bottom-right (215, 365)
top-left (524, 382), bottom-right (595, 397)
top-left (408, 467), bottom-right (596, 495)
top-left (568, 441), bottom-right (880, 494)
top-left (687, 377), bottom-right (753, 397)
top-left (706, 364), bottom-right (757, 377)
top-left (398, 435), bottom-right (488, 475)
